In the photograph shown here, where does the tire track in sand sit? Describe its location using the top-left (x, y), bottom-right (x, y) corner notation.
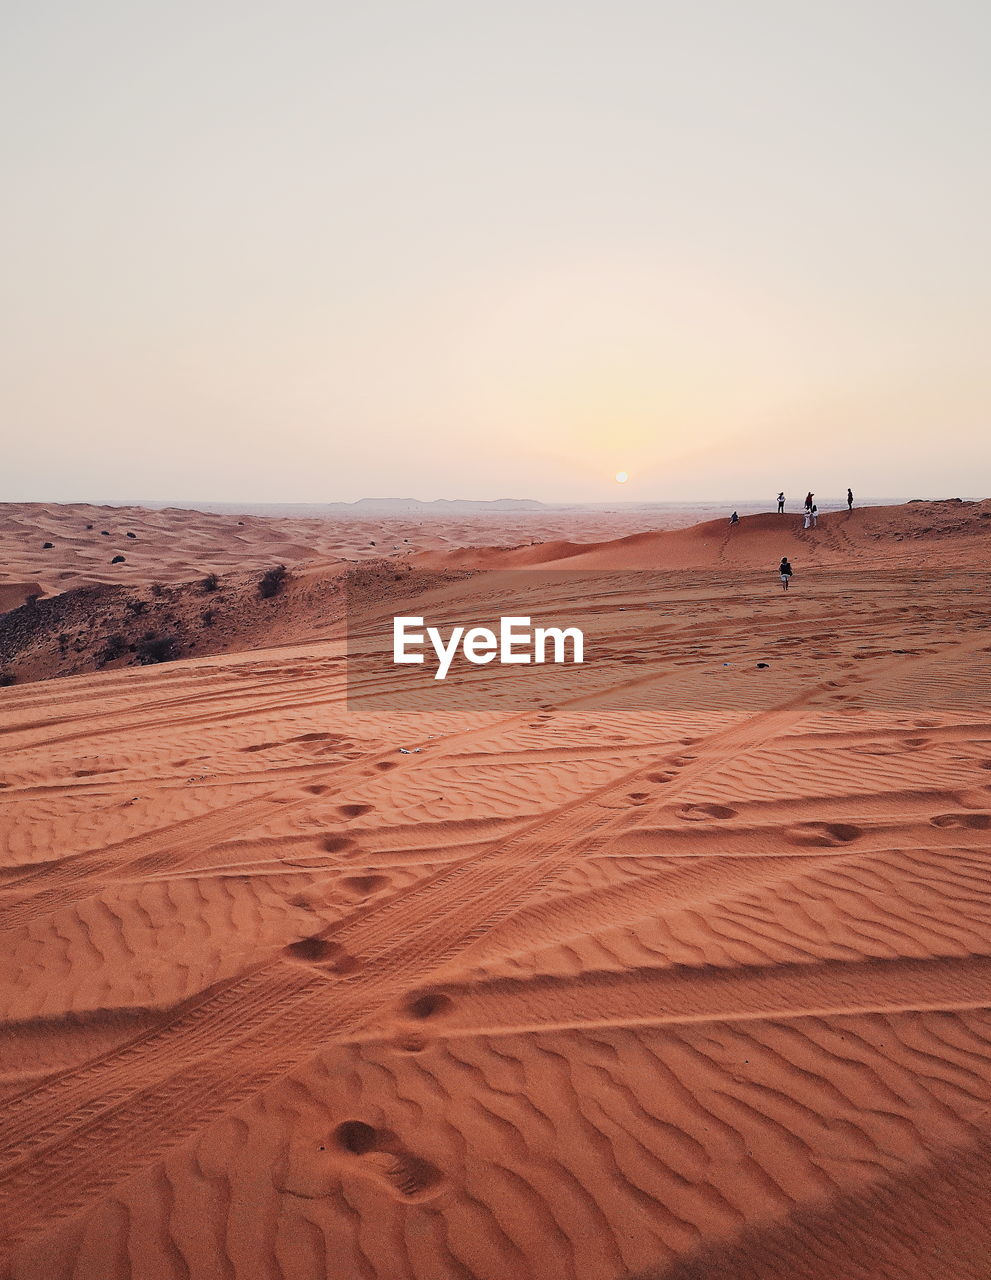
top-left (0, 634), bottom-right (984, 1253)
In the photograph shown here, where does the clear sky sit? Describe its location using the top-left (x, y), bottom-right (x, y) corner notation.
top-left (3, 1), bottom-right (989, 503)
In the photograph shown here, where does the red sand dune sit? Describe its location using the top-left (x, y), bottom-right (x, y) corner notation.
top-left (415, 500), bottom-right (991, 571)
top-left (2, 498), bottom-right (991, 1279)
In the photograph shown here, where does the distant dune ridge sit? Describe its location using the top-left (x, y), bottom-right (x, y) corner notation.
top-left (2, 495), bottom-right (991, 1279)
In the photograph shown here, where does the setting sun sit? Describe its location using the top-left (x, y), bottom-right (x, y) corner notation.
top-left (615, 471), bottom-right (629, 484)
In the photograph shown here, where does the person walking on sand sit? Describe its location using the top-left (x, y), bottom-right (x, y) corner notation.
top-left (811, 503), bottom-right (818, 527)
top-left (803, 509), bottom-right (812, 529)
top-left (804, 491), bottom-right (814, 512)
top-left (729, 510), bottom-right (740, 525)
top-left (777, 492), bottom-right (785, 514)
top-left (779, 557), bottom-right (793, 590)
top-left (847, 487), bottom-right (854, 510)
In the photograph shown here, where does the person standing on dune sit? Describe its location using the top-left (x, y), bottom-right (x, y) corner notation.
top-left (804, 491), bottom-right (814, 512)
top-left (777, 492), bottom-right (785, 513)
top-left (847, 487), bottom-right (854, 510)
top-left (779, 557), bottom-right (793, 590)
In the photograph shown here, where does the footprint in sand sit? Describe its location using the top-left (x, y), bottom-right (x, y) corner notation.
top-left (676, 802), bottom-right (737, 822)
top-left (646, 771), bottom-right (675, 784)
top-left (278, 1122), bottom-right (444, 1203)
top-left (785, 821), bottom-right (863, 847)
top-left (321, 834), bottom-right (355, 854)
top-left (332, 1122), bottom-right (444, 1200)
top-left (395, 1033), bottom-right (427, 1053)
top-left (338, 802), bottom-right (374, 819)
top-left (288, 892), bottom-right (318, 911)
top-left (405, 990), bottom-right (453, 1020)
top-left (930, 813), bottom-right (991, 830)
top-left (284, 936), bottom-right (359, 974)
top-left (341, 872), bottom-right (391, 898)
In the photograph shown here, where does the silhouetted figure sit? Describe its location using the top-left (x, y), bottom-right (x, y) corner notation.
top-left (779, 557), bottom-right (793, 590)
top-left (777, 492), bottom-right (785, 514)
top-left (847, 487), bottom-right (854, 510)
top-left (804, 491), bottom-right (814, 512)
top-left (729, 511), bottom-right (740, 525)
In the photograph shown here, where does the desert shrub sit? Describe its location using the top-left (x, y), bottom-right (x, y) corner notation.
top-left (0, 671), bottom-right (15, 687)
top-left (99, 633), bottom-right (128, 664)
top-left (201, 608), bottom-right (217, 626)
top-left (150, 583), bottom-right (165, 598)
top-left (111, 555), bottom-right (126, 564)
top-left (126, 599), bottom-right (147, 615)
top-left (259, 564), bottom-right (288, 599)
top-left (136, 633), bottom-right (179, 664)
top-left (201, 572), bottom-right (220, 593)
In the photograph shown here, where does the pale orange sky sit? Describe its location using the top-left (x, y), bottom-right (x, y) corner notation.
top-left (2, 2), bottom-right (989, 503)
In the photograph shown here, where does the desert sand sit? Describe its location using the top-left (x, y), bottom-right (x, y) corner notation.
top-left (0, 501), bottom-right (694, 602)
top-left (2, 498), bottom-right (991, 1279)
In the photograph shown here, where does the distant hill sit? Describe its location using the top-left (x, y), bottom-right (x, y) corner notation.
top-left (341, 497), bottom-right (549, 513)
top-left (132, 498), bottom-right (553, 517)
